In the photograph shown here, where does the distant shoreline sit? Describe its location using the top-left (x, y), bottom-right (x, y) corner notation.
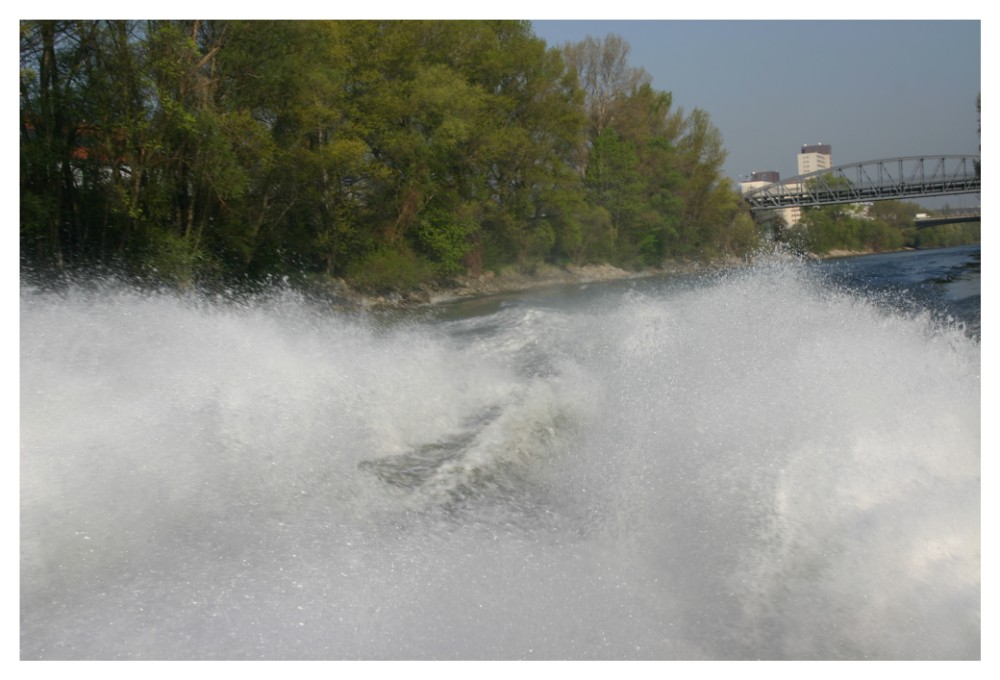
top-left (20, 243), bottom-right (977, 311)
top-left (362, 243), bottom-right (978, 309)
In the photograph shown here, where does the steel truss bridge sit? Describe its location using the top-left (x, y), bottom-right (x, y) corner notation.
top-left (742, 155), bottom-right (980, 212)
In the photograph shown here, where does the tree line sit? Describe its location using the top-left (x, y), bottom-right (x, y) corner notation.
top-left (775, 198), bottom-right (980, 255)
top-left (20, 20), bottom-right (762, 290)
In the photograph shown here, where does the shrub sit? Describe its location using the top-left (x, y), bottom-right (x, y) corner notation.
top-left (345, 247), bottom-right (434, 292)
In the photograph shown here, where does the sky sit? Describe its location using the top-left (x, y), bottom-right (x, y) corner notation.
top-left (530, 20), bottom-right (981, 197)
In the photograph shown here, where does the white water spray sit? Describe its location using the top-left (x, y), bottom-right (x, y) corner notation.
top-left (20, 259), bottom-right (980, 659)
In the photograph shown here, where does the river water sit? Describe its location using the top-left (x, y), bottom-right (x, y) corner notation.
top-left (20, 246), bottom-right (981, 660)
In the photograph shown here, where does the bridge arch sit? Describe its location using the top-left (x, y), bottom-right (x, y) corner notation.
top-left (742, 155), bottom-right (980, 211)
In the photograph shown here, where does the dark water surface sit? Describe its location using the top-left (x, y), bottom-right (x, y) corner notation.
top-left (21, 247), bottom-right (980, 660)
top-left (815, 244), bottom-right (981, 338)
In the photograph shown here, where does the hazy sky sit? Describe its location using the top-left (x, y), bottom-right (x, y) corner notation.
top-left (531, 20), bottom-right (981, 193)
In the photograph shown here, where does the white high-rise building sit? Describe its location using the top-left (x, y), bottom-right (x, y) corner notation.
top-left (797, 143), bottom-right (832, 175)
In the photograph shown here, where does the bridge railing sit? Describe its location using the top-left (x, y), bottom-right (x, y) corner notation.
top-left (743, 155), bottom-right (981, 210)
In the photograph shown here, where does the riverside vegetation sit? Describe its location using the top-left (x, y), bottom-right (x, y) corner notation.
top-left (20, 21), bottom-right (979, 297)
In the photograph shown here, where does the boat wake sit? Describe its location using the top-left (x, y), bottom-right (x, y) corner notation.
top-left (20, 259), bottom-right (980, 659)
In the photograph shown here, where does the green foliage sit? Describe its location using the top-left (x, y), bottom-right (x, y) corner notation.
top-left (345, 247), bottom-right (434, 292)
top-left (906, 223), bottom-right (980, 248)
top-left (415, 207), bottom-right (476, 276)
top-left (790, 198), bottom-right (978, 256)
top-left (574, 206), bottom-right (615, 263)
top-left (136, 228), bottom-right (219, 287)
top-left (585, 127), bottom-right (645, 257)
top-left (868, 200), bottom-right (920, 231)
top-left (20, 20), bottom-right (763, 290)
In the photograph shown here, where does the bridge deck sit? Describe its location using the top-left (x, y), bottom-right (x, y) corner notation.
top-left (743, 155), bottom-right (980, 211)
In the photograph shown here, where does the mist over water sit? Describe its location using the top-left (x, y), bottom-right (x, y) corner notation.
top-left (20, 254), bottom-right (980, 660)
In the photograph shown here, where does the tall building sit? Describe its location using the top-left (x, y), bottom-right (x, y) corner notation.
top-left (750, 170), bottom-right (780, 184)
top-left (738, 170), bottom-right (801, 228)
top-left (797, 143), bottom-right (832, 175)
top-left (738, 170), bottom-right (781, 195)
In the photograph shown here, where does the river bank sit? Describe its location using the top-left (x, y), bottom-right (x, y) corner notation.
top-left (323, 244), bottom-right (925, 309)
top-left (820, 246), bottom-right (918, 259)
top-left (316, 259), bottom-right (725, 310)
top-left (18, 244), bottom-right (958, 312)
top-left (309, 248), bottom-right (872, 309)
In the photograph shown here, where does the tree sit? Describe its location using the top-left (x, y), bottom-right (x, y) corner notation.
top-left (559, 34), bottom-right (651, 136)
top-left (21, 20), bottom-right (763, 290)
top-left (20, 20), bottom-right (100, 268)
top-left (867, 200), bottom-right (920, 231)
top-left (584, 127), bottom-right (643, 257)
top-left (670, 108), bottom-right (731, 257)
top-left (558, 34), bottom-right (758, 264)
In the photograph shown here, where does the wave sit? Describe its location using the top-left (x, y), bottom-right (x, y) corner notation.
top-left (20, 258), bottom-right (980, 659)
